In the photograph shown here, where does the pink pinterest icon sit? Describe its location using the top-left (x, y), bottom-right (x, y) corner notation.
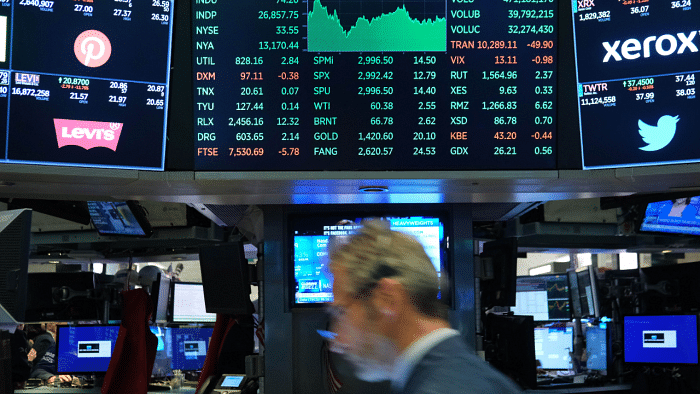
top-left (74, 30), bottom-right (112, 68)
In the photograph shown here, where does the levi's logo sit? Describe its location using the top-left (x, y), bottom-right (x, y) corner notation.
top-left (54, 119), bottom-right (123, 151)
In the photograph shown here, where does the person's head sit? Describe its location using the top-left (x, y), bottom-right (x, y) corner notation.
top-left (327, 219), bottom-right (447, 380)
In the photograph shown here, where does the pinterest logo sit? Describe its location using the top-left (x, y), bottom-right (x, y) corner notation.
top-left (74, 30), bottom-right (112, 68)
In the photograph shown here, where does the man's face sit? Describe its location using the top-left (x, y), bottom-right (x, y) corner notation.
top-left (329, 266), bottom-right (397, 381)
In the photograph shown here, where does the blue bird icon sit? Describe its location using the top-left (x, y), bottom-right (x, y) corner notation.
top-left (639, 115), bottom-right (679, 151)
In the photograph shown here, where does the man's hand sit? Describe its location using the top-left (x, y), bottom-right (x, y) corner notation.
top-left (48, 375), bottom-right (72, 384)
top-left (27, 348), bottom-right (36, 362)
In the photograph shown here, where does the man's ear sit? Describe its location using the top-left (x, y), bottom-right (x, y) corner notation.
top-left (374, 277), bottom-right (404, 320)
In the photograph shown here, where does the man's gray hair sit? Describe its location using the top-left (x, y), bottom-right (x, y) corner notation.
top-left (329, 219), bottom-right (447, 319)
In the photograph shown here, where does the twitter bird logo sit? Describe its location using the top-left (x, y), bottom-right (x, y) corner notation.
top-left (639, 115), bottom-right (679, 151)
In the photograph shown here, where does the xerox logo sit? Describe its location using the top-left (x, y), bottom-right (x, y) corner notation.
top-left (74, 30), bottom-right (112, 67)
top-left (54, 119), bottom-right (123, 151)
top-left (603, 31), bottom-right (699, 62)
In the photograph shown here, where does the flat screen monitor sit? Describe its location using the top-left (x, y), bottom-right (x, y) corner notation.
top-left (0, 0), bottom-right (174, 170)
top-left (534, 327), bottom-right (573, 370)
top-left (484, 314), bottom-right (537, 389)
top-left (171, 282), bottom-right (217, 323)
top-left (480, 237), bottom-right (518, 308)
top-left (56, 325), bottom-right (120, 374)
top-left (199, 243), bottom-right (252, 315)
top-left (511, 275), bottom-right (571, 322)
top-left (290, 212), bottom-right (449, 306)
top-left (624, 315), bottom-right (699, 364)
top-left (0, 209), bottom-right (33, 324)
top-left (24, 272), bottom-right (101, 322)
top-left (568, 266), bottom-right (600, 319)
top-left (639, 197), bottom-right (700, 236)
top-left (150, 326), bottom-right (173, 378)
top-left (572, 1), bottom-right (700, 169)
top-left (170, 327), bottom-right (214, 371)
top-left (586, 326), bottom-right (607, 371)
top-left (87, 201), bottom-right (152, 237)
top-left (150, 273), bottom-right (171, 324)
top-left (192, 1), bottom-right (557, 171)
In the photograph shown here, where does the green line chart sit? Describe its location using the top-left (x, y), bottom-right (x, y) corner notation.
top-left (307, 0), bottom-right (447, 52)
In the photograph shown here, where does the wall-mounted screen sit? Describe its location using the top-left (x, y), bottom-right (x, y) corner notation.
top-left (193, 1), bottom-right (557, 171)
top-left (624, 315), bottom-right (699, 364)
top-left (0, 1), bottom-right (174, 170)
top-left (572, 1), bottom-right (699, 169)
top-left (511, 274), bottom-right (571, 322)
top-left (87, 201), bottom-right (153, 237)
top-left (640, 196), bottom-right (700, 236)
top-left (290, 212), bottom-right (449, 306)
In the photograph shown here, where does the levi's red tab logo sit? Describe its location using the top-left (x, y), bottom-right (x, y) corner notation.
top-left (54, 119), bottom-right (123, 151)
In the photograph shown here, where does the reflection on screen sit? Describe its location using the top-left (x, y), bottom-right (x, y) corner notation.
top-left (172, 283), bottom-right (217, 323)
top-left (534, 327), bottom-right (573, 370)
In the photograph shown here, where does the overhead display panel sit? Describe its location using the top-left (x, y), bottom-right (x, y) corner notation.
top-left (193, 0), bottom-right (557, 171)
top-left (0, 0), bottom-right (174, 170)
top-left (572, 0), bottom-right (699, 169)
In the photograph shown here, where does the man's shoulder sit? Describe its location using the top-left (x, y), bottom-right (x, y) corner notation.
top-left (403, 336), bottom-right (522, 394)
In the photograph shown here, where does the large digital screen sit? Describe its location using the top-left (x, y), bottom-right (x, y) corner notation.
top-left (640, 196), bottom-right (700, 236)
top-left (193, 0), bottom-right (557, 171)
top-left (511, 275), bottom-right (571, 322)
top-left (624, 315), bottom-right (699, 364)
top-left (572, 1), bottom-right (699, 169)
top-left (291, 213), bottom-right (449, 305)
top-left (0, 1), bottom-right (174, 170)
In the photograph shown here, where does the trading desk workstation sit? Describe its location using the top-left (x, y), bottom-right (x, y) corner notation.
top-left (2, 0), bottom-right (700, 393)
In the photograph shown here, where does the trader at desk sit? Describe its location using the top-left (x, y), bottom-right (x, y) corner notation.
top-left (25, 323), bottom-right (72, 385)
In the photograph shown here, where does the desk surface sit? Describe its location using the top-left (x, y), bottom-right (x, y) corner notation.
top-left (526, 383), bottom-right (632, 393)
top-left (16, 388), bottom-right (196, 394)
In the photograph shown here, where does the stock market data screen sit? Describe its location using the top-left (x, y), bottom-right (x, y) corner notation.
top-left (193, 0), bottom-right (558, 171)
top-left (572, 1), bottom-right (699, 169)
top-left (0, 0), bottom-right (174, 170)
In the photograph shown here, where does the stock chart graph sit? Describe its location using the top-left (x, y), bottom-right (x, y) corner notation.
top-left (307, 0), bottom-right (447, 52)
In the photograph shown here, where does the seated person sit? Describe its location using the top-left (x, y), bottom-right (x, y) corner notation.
top-left (25, 323), bottom-right (72, 385)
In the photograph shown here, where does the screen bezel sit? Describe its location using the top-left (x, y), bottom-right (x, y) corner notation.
top-left (287, 209), bottom-right (452, 309)
top-left (623, 314), bottom-right (700, 365)
top-left (169, 282), bottom-right (217, 324)
top-left (56, 324), bottom-right (121, 374)
top-left (87, 201), bottom-right (153, 238)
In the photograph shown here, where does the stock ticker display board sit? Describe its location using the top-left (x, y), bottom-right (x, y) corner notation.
top-left (0, 0), bottom-right (174, 170)
top-left (193, 0), bottom-right (558, 171)
top-left (572, 0), bottom-right (700, 169)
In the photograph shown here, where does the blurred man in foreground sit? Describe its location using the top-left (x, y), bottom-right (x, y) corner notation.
top-left (327, 219), bottom-right (522, 394)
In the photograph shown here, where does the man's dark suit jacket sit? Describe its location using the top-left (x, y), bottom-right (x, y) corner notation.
top-left (400, 334), bottom-right (523, 394)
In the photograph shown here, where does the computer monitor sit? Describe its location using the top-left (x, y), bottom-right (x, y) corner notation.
top-left (56, 325), bottom-right (120, 374)
top-left (24, 272), bottom-right (101, 322)
top-left (511, 275), bottom-right (571, 322)
top-left (150, 326), bottom-right (173, 378)
top-left (0, 209), bottom-right (33, 324)
top-left (480, 237), bottom-right (518, 308)
top-left (534, 327), bottom-right (574, 370)
top-left (639, 197), bottom-right (700, 236)
top-left (170, 327), bottom-right (214, 371)
top-left (150, 273), bottom-right (171, 324)
top-left (585, 326), bottom-right (607, 371)
top-left (87, 201), bottom-right (153, 237)
top-left (484, 314), bottom-right (537, 389)
top-left (170, 282), bottom-right (216, 323)
top-left (568, 266), bottom-right (601, 319)
top-left (624, 315), bottom-right (699, 365)
top-left (199, 242), bottom-right (252, 315)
